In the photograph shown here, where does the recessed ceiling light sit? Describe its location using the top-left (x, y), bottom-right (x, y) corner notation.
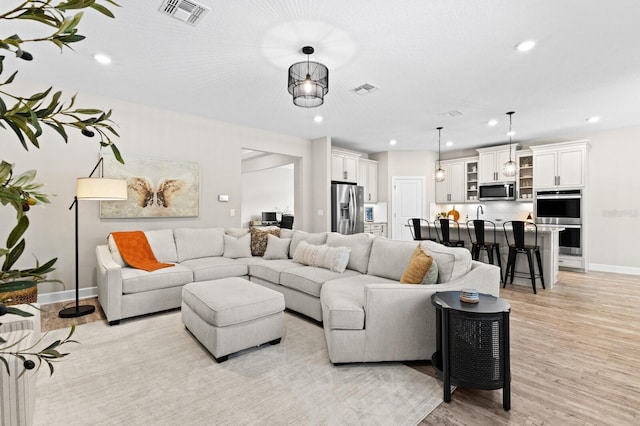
top-left (445, 141), bottom-right (454, 147)
top-left (389, 139), bottom-right (397, 146)
top-left (587, 116), bottom-right (600, 123)
top-left (516, 40), bottom-right (536, 52)
top-left (313, 115), bottom-right (323, 123)
top-left (487, 119), bottom-right (498, 127)
top-left (94, 53), bottom-right (112, 65)
top-left (506, 131), bottom-right (516, 137)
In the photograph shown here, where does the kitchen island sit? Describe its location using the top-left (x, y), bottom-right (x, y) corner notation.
top-left (418, 221), bottom-right (562, 289)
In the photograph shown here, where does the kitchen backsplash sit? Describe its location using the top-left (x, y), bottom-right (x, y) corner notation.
top-left (430, 201), bottom-right (533, 224)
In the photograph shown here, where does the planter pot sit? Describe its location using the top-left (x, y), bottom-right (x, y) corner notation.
top-left (0, 280), bottom-right (37, 306)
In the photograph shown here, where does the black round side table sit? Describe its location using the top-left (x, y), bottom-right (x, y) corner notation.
top-left (431, 291), bottom-right (511, 411)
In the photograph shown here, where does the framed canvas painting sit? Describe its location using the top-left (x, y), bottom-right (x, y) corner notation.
top-left (100, 154), bottom-right (200, 218)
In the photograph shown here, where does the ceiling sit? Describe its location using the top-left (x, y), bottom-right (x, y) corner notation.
top-left (6, 0), bottom-right (640, 153)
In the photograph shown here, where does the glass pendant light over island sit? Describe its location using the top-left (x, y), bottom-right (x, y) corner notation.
top-left (502, 111), bottom-right (517, 178)
top-left (434, 126), bottom-right (446, 182)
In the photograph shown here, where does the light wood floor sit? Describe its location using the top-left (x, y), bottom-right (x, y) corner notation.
top-left (39, 270), bottom-right (640, 425)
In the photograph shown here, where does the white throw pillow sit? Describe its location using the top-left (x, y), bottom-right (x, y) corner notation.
top-left (107, 234), bottom-right (127, 267)
top-left (293, 240), bottom-right (351, 273)
top-left (263, 234), bottom-right (292, 260)
top-left (420, 240), bottom-right (472, 283)
top-left (225, 227), bottom-right (250, 238)
top-left (223, 234), bottom-right (252, 259)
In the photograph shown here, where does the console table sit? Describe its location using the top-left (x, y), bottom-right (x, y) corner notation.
top-left (431, 291), bottom-right (511, 410)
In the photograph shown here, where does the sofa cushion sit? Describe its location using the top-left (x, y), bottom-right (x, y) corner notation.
top-left (366, 238), bottom-right (423, 281)
top-left (280, 266), bottom-right (360, 298)
top-left (250, 227), bottom-right (280, 256)
top-left (326, 232), bottom-right (374, 274)
top-left (144, 229), bottom-right (178, 263)
top-left (180, 257), bottom-right (248, 281)
top-left (400, 244), bottom-right (434, 284)
top-left (289, 230), bottom-right (327, 258)
top-left (292, 241), bottom-right (351, 273)
top-left (174, 227), bottom-right (225, 262)
top-left (121, 264), bottom-right (193, 294)
top-left (223, 234), bottom-right (252, 259)
top-left (225, 228), bottom-right (250, 238)
top-left (421, 240), bottom-right (472, 283)
top-left (263, 234), bottom-right (291, 260)
top-left (321, 275), bottom-right (398, 331)
top-left (249, 258), bottom-right (297, 283)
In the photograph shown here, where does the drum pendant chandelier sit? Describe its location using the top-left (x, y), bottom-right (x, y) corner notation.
top-left (288, 46), bottom-right (329, 108)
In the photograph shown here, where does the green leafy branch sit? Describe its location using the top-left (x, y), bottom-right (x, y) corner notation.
top-left (0, 321), bottom-right (77, 377)
top-left (0, 0), bottom-right (123, 163)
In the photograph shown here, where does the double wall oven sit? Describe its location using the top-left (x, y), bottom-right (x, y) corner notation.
top-left (535, 189), bottom-right (582, 255)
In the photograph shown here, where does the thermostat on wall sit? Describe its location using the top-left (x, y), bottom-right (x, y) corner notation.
top-left (218, 195), bottom-right (229, 202)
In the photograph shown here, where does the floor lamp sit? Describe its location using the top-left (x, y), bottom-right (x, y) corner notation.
top-left (59, 158), bottom-right (127, 318)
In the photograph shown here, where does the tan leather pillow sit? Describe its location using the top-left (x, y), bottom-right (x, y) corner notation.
top-left (400, 244), bottom-right (434, 284)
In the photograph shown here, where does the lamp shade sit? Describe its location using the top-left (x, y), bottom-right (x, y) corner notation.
top-left (76, 178), bottom-right (127, 200)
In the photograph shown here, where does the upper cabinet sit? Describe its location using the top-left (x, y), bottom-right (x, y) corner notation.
top-left (531, 141), bottom-right (590, 189)
top-left (358, 159), bottom-right (378, 202)
top-left (516, 150), bottom-right (533, 201)
top-left (435, 159), bottom-right (467, 204)
top-left (331, 149), bottom-right (360, 183)
top-left (477, 144), bottom-right (521, 183)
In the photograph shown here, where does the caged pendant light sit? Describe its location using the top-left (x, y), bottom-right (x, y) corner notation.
top-left (287, 46), bottom-right (329, 108)
top-left (434, 126), bottom-right (446, 182)
top-left (502, 111), bottom-right (518, 177)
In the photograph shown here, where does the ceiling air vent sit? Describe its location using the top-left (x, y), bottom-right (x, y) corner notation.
top-left (353, 83), bottom-right (379, 95)
top-left (159, 0), bottom-right (209, 26)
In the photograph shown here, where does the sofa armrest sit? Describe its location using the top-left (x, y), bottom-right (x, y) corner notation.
top-left (360, 261), bottom-right (501, 361)
top-left (96, 244), bottom-right (124, 323)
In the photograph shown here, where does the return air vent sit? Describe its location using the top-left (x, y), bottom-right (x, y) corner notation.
top-left (353, 83), bottom-right (379, 95)
top-left (159, 0), bottom-right (209, 26)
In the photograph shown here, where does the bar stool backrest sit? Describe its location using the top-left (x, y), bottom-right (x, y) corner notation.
top-left (467, 220), bottom-right (497, 245)
top-left (408, 218), bottom-right (433, 240)
top-left (436, 218), bottom-right (460, 243)
top-left (503, 221), bottom-right (538, 248)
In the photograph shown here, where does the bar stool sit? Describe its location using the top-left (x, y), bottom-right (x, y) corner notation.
top-left (502, 221), bottom-right (545, 294)
top-left (435, 219), bottom-right (465, 247)
top-left (466, 220), bottom-right (503, 282)
top-left (408, 218), bottom-right (437, 241)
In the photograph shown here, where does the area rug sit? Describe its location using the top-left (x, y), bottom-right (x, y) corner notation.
top-left (34, 311), bottom-right (443, 425)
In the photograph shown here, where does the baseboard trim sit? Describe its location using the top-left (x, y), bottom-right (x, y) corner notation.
top-left (37, 287), bottom-right (98, 305)
top-left (588, 263), bottom-right (640, 276)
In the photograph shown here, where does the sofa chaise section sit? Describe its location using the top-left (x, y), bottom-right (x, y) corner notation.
top-left (320, 238), bottom-right (502, 363)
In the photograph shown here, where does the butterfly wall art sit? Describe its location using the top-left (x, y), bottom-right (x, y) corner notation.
top-left (100, 154), bottom-right (199, 218)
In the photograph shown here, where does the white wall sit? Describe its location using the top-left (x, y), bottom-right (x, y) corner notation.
top-left (2, 79), bottom-right (314, 295)
top-left (241, 165), bottom-right (294, 227)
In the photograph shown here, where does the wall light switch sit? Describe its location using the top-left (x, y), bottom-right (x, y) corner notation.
top-left (230, 209), bottom-right (235, 217)
top-left (218, 194), bottom-right (229, 202)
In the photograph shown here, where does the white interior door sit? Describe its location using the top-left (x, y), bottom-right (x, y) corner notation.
top-left (392, 176), bottom-right (425, 240)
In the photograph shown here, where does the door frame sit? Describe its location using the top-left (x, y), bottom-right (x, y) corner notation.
top-left (391, 176), bottom-right (426, 240)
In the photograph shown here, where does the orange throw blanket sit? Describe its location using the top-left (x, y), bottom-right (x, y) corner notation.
top-left (111, 231), bottom-right (174, 272)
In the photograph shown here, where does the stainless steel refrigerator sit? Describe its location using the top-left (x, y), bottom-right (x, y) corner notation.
top-left (331, 183), bottom-right (364, 234)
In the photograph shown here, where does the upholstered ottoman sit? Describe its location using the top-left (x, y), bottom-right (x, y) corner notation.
top-left (181, 277), bottom-right (285, 362)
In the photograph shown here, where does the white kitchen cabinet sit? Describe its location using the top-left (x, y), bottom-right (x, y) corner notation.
top-left (477, 144), bottom-right (520, 183)
top-left (358, 159), bottom-right (378, 202)
top-left (364, 223), bottom-right (386, 237)
top-left (331, 149), bottom-right (360, 183)
top-left (435, 160), bottom-right (466, 203)
top-left (531, 141), bottom-right (590, 189)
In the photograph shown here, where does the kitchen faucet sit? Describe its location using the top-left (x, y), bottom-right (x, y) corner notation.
top-left (476, 205), bottom-right (484, 220)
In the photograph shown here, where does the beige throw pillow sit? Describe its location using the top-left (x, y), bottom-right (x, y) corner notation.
top-left (292, 240), bottom-right (351, 273)
top-left (400, 244), bottom-right (435, 284)
top-left (263, 234), bottom-right (292, 260)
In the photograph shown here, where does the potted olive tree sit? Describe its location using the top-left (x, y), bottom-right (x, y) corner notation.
top-left (1, 0), bottom-right (123, 375)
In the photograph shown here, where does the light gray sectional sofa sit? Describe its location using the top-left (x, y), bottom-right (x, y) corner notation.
top-left (96, 227), bottom-right (501, 363)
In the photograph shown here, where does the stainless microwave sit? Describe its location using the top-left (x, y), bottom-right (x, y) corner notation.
top-left (478, 182), bottom-right (516, 201)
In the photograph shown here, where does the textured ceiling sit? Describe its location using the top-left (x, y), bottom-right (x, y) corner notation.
top-left (5, 0), bottom-right (640, 153)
